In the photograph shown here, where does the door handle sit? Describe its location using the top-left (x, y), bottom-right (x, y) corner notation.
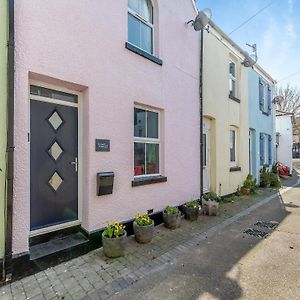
top-left (70, 157), bottom-right (78, 172)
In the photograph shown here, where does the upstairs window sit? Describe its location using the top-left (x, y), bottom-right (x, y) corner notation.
top-left (229, 61), bottom-right (237, 97)
top-left (259, 78), bottom-right (272, 115)
top-left (134, 107), bottom-right (160, 177)
top-left (128, 0), bottom-right (153, 54)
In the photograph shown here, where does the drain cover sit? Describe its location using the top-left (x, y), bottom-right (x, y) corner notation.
top-left (243, 228), bottom-right (269, 238)
top-left (254, 221), bottom-right (278, 229)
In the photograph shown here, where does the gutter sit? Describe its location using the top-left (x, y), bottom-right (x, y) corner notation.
top-left (4, 0), bottom-right (14, 282)
top-left (199, 30), bottom-right (204, 197)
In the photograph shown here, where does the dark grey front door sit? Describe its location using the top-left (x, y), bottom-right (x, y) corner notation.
top-left (30, 100), bottom-right (78, 231)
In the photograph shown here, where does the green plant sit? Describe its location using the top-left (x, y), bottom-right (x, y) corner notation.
top-left (260, 166), bottom-right (271, 188)
top-left (203, 192), bottom-right (221, 202)
top-left (243, 174), bottom-right (257, 190)
top-left (221, 196), bottom-right (235, 203)
top-left (164, 206), bottom-right (180, 214)
top-left (270, 172), bottom-right (281, 187)
top-left (271, 164), bottom-right (278, 174)
top-left (104, 222), bottom-right (126, 238)
top-left (235, 186), bottom-right (243, 196)
top-left (134, 214), bottom-right (152, 226)
top-left (185, 200), bottom-right (200, 208)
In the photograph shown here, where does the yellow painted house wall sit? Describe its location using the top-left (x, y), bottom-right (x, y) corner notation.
top-left (203, 30), bottom-right (249, 196)
top-left (0, 0), bottom-right (8, 259)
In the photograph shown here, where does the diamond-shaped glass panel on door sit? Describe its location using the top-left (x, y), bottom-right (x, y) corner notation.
top-left (48, 141), bottom-right (63, 161)
top-left (49, 172), bottom-right (63, 191)
top-left (48, 111), bottom-right (63, 131)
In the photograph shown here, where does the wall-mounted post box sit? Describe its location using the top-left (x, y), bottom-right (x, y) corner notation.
top-left (97, 172), bottom-right (114, 196)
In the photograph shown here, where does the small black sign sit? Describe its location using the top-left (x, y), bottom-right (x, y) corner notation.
top-left (95, 139), bottom-right (110, 152)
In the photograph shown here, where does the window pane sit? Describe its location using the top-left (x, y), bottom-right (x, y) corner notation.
top-left (134, 143), bottom-right (145, 176)
top-left (146, 143), bottom-right (159, 174)
top-left (230, 79), bottom-right (236, 96)
top-left (134, 108), bottom-right (146, 137)
top-left (203, 134), bottom-right (207, 166)
top-left (141, 23), bottom-right (152, 54)
top-left (140, 0), bottom-right (153, 23)
top-left (128, 0), bottom-right (139, 12)
top-left (128, 13), bottom-right (140, 48)
top-left (230, 130), bottom-right (236, 162)
top-left (229, 62), bottom-right (235, 77)
top-left (147, 111), bottom-right (158, 138)
top-left (30, 85), bottom-right (78, 103)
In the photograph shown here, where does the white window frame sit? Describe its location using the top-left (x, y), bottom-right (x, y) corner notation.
top-left (128, 0), bottom-right (154, 55)
top-left (230, 127), bottom-right (238, 167)
top-left (229, 60), bottom-right (237, 97)
top-left (134, 105), bottom-right (160, 178)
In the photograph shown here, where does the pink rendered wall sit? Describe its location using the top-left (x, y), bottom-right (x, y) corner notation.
top-left (13, 0), bottom-right (200, 254)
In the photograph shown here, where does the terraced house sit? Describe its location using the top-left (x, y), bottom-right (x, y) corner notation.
top-left (248, 66), bottom-right (276, 182)
top-left (7, 0), bottom-right (201, 279)
top-left (202, 21), bottom-right (250, 196)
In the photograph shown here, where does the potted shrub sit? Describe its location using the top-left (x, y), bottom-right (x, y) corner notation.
top-left (241, 175), bottom-right (256, 195)
top-left (163, 206), bottom-right (182, 229)
top-left (270, 172), bottom-right (281, 187)
top-left (133, 214), bottom-right (154, 244)
top-left (260, 166), bottom-right (271, 188)
top-left (202, 192), bottom-right (220, 216)
top-left (102, 221), bottom-right (126, 258)
top-left (183, 200), bottom-right (200, 221)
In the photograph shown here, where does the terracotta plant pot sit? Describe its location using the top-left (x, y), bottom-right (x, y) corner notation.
top-left (183, 205), bottom-right (199, 221)
top-left (241, 187), bottom-right (251, 195)
top-left (163, 211), bottom-right (182, 229)
top-left (102, 231), bottom-right (127, 258)
top-left (202, 199), bottom-right (219, 216)
top-left (133, 220), bottom-right (154, 244)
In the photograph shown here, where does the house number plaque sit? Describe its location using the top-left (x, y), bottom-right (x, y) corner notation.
top-left (95, 139), bottom-right (110, 152)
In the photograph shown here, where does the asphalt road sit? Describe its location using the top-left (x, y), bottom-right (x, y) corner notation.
top-left (111, 168), bottom-right (300, 299)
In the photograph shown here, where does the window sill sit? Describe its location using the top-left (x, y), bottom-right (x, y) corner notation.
top-left (132, 175), bottom-right (167, 187)
top-left (261, 111), bottom-right (270, 116)
top-left (229, 94), bottom-right (241, 103)
top-left (230, 166), bottom-right (241, 172)
top-left (125, 42), bottom-right (163, 66)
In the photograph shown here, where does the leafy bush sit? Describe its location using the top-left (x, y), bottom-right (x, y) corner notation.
top-left (104, 222), bottom-right (125, 238)
top-left (270, 172), bottom-right (281, 187)
top-left (203, 192), bottom-right (221, 202)
top-left (260, 166), bottom-right (271, 188)
top-left (271, 164), bottom-right (278, 175)
top-left (243, 174), bottom-right (257, 191)
top-left (164, 206), bottom-right (180, 215)
top-left (185, 200), bottom-right (200, 208)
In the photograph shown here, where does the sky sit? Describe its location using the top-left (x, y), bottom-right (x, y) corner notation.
top-left (196, 0), bottom-right (300, 88)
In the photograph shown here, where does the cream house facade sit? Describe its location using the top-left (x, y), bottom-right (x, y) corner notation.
top-left (202, 21), bottom-right (249, 196)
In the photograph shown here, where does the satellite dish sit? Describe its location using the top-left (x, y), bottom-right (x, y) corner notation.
top-left (188, 8), bottom-right (212, 31)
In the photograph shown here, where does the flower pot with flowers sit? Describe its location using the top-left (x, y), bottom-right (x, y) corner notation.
top-left (163, 206), bottom-right (182, 229)
top-left (102, 222), bottom-right (126, 258)
top-left (183, 200), bottom-right (200, 221)
top-left (133, 214), bottom-right (154, 244)
top-left (241, 175), bottom-right (256, 195)
top-left (202, 192), bottom-right (220, 216)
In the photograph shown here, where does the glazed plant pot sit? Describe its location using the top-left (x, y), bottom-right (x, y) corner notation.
top-left (183, 205), bottom-right (199, 221)
top-left (202, 199), bottom-right (219, 216)
top-left (163, 211), bottom-right (182, 229)
top-left (133, 220), bottom-right (154, 244)
top-left (102, 231), bottom-right (127, 258)
top-left (241, 187), bottom-right (251, 195)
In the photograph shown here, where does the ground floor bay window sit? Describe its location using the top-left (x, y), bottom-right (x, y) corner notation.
top-left (134, 107), bottom-right (160, 177)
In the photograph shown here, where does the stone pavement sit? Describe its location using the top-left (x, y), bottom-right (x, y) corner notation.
top-left (0, 174), bottom-right (298, 300)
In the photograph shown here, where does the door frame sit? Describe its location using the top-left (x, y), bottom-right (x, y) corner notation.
top-left (28, 80), bottom-right (83, 237)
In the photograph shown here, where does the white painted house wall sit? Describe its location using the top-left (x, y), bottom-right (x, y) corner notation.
top-left (276, 115), bottom-right (293, 174)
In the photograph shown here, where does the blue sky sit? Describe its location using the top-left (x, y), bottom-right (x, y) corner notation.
top-left (196, 0), bottom-right (300, 88)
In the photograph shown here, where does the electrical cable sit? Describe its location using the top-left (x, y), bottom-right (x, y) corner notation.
top-left (228, 0), bottom-right (277, 35)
